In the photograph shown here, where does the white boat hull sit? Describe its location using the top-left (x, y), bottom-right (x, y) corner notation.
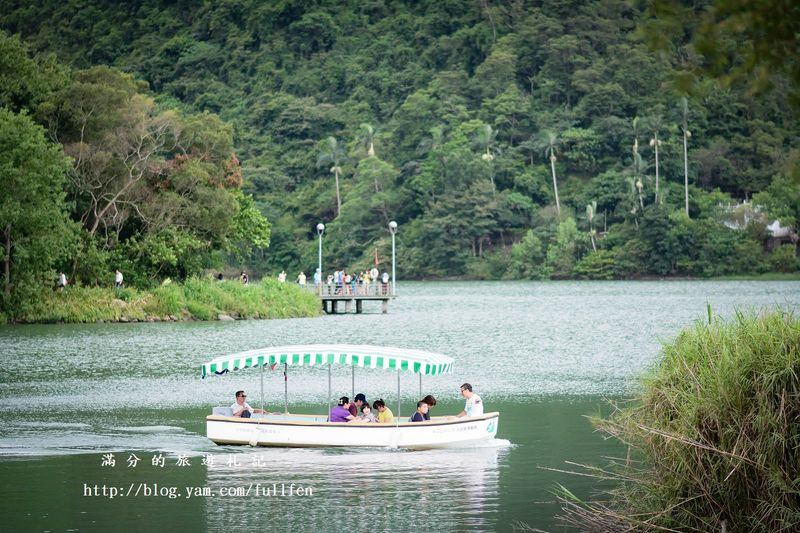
top-left (206, 412), bottom-right (500, 450)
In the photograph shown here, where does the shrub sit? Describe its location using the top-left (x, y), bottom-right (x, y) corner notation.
top-left (769, 244), bottom-right (800, 273)
top-left (558, 310), bottom-right (800, 531)
top-left (572, 250), bottom-right (616, 280)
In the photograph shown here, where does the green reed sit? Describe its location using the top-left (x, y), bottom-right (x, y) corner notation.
top-left (553, 310), bottom-right (800, 532)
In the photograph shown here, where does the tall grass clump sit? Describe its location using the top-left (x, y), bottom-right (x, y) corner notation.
top-left (7, 278), bottom-right (320, 323)
top-left (143, 283), bottom-right (186, 317)
top-left (556, 310), bottom-right (800, 531)
top-left (20, 286), bottom-right (147, 323)
top-left (177, 277), bottom-right (319, 319)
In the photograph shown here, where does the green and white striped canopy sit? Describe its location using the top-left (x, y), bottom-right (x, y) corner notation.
top-left (201, 344), bottom-right (454, 378)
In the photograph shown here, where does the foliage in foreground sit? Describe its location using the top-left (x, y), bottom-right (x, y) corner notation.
top-left (13, 278), bottom-right (320, 324)
top-left (557, 310), bottom-right (800, 531)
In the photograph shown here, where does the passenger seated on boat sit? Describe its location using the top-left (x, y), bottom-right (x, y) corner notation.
top-left (454, 383), bottom-right (483, 418)
top-left (409, 401), bottom-right (429, 422)
top-left (348, 392), bottom-right (368, 417)
top-left (231, 390), bottom-right (267, 418)
top-left (329, 396), bottom-right (356, 423)
top-left (355, 403), bottom-right (377, 423)
top-left (372, 399), bottom-right (394, 424)
top-left (420, 395), bottom-right (437, 420)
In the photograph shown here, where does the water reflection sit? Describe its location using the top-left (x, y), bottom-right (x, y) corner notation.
top-left (204, 442), bottom-right (510, 532)
top-left (0, 419), bottom-right (208, 457)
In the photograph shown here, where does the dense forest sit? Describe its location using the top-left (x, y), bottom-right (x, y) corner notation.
top-left (1, 0), bottom-right (798, 310)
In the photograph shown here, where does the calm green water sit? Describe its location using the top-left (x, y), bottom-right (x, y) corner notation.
top-left (1, 281), bottom-right (798, 532)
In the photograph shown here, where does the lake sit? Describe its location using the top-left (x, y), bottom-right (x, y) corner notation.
top-left (1, 280), bottom-right (798, 531)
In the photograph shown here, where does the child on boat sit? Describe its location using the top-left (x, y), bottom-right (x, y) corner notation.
top-left (357, 403), bottom-right (377, 423)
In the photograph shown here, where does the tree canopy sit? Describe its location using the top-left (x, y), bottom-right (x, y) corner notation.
top-left (1, 0), bottom-right (797, 284)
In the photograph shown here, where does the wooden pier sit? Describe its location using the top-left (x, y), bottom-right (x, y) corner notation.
top-left (313, 284), bottom-right (397, 314)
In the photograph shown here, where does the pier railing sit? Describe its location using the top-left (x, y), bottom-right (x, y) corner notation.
top-left (305, 282), bottom-right (394, 297)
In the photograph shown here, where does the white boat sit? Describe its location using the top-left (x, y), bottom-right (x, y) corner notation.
top-left (201, 344), bottom-right (499, 449)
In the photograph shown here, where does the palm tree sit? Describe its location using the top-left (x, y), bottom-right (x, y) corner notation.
top-left (586, 200), bottom-right (597, 251)
top-left (316, 136), bottom-right (346, 217)
top-left (629, 117), bottom-right (646, 210)
top-left (357, 123), bottom-right (377, 157)
top-left (633, 149), bottom-right (645, 211)
top-left (531, 130), bottom-right (562, 215)
top-left (543, 130), bottom-right (561, 216)
top-left (647, 114), bottom-right (664, 204)
top-left (680, 97), bottom-right (691, 217)
top-left (626, 177), bottom-right (640, 230)
top-left (472, 124), bottom-right (499, 194)
top-left (632, 116), bottom-right (642, 157)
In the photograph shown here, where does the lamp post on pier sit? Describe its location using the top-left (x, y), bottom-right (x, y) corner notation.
top-left (389, 220), bottom-right (397, 296)
top-left (316, 223), bottom-right (325, 295)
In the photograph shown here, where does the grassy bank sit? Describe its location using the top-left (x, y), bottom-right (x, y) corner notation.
top-left (555, 310), bottom-right (800, 531)
top-left (12, 278), bottom-right (321, 323)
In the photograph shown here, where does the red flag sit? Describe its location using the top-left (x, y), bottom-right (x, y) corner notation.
top-left (374, 248), bottom-right (379, 266)
top-left (269, 363), bottom-right (277, 371)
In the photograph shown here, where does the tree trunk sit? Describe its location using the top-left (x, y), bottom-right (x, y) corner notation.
top-left (550, 150), bottom-right (561, 215)
top-left (3, 224), bottom-right (11, 296)
top-left (683, 132), bottom-right (689, 217)
top-left (487, 150), bottom-right (496, 197)
top-left (654, 133), bottom-right (660, 204)
top-left (334, 170), bottom-right (341, 217)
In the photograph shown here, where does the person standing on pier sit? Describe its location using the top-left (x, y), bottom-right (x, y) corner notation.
top-left (363, 270), bottom-right (372, 294)
top-left (381, 271), bottom-right (389, 295)
top-left (334, 270), bottom-right (342, 294)
top-left (297, 271), bottom-right (306, 287)
top-left (344, 271), bottom-right (352, 295)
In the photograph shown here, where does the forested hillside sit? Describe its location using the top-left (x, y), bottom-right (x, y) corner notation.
top-left (2, 0), bottom-right (798, 282)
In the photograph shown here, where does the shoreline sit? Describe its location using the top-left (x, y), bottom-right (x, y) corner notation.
top-left (404, 272), bottom-right (800, 282)
top-left (5, 274), bottom-right (798, 325)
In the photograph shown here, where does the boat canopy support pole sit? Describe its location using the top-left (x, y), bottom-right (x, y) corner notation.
top-left (327, 363), bottom-right (332, 422)
top-left (260, 363), bottom-right (265, 414)
top-left (419, 373), bottom-right (422, 397)
top-left (284, 363), bottom-right (288, 414)
top-left (397, 370), bottom-right (401, 422)
top-left (352, 366), bottom-right (355, 399)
